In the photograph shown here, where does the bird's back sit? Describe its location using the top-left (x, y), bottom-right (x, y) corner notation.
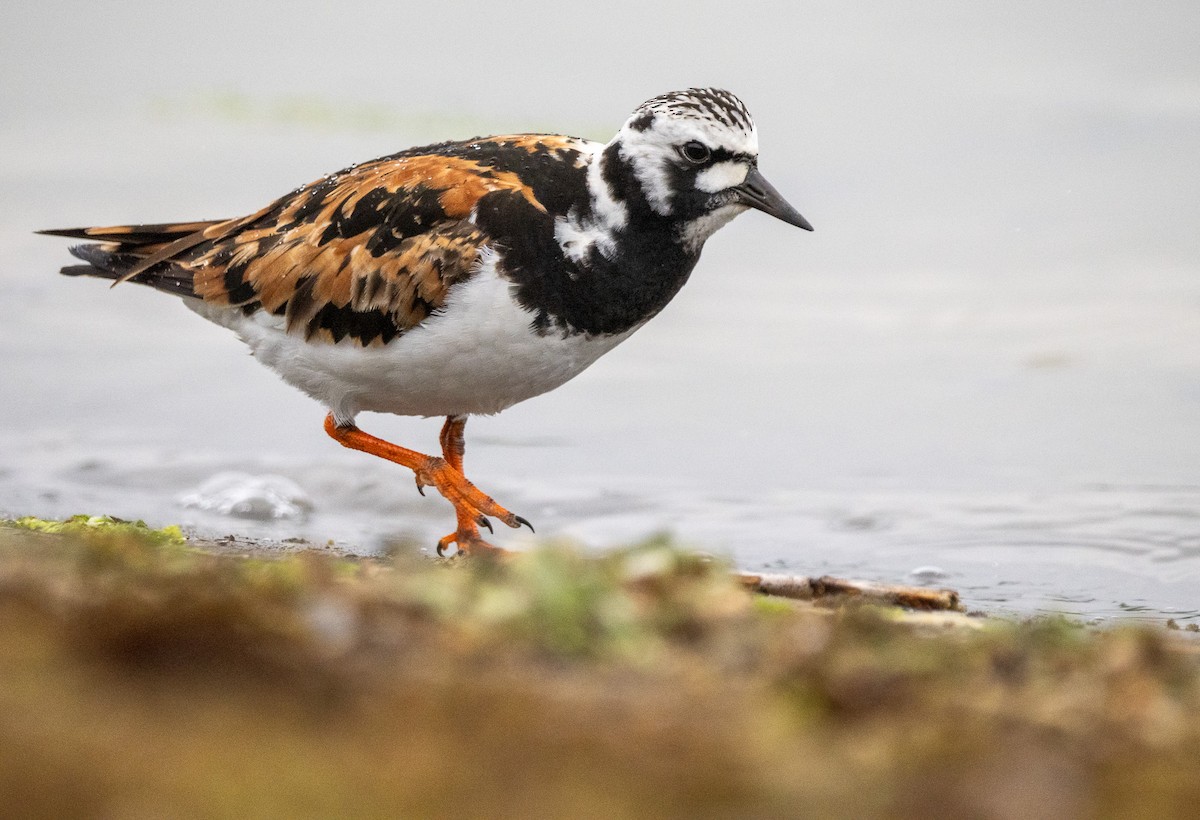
top-left (43, 133), bottom-right (599, 347)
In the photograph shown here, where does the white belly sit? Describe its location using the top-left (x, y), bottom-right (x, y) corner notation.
top-left (186, 260), bottom-right (636, 422)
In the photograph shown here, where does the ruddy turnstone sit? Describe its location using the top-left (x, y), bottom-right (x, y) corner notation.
top-left (42, 88), bottom-right (812, 556)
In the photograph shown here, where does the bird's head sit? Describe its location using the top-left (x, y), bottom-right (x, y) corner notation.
top-left (609, 88), bottom-right (812, 250)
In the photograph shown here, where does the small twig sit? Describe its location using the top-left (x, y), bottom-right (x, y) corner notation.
top-left (736, 571), bottom-right (962, 612)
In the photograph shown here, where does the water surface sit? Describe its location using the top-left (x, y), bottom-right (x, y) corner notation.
top-left (2, 1), bottom-right (1198, 621)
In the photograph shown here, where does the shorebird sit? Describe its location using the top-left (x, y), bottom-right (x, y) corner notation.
top-left (42, 88), bottom-right (812, 555)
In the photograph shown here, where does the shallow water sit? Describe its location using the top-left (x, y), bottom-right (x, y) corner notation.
top-left (2, 1), bottom-right (1198, 621)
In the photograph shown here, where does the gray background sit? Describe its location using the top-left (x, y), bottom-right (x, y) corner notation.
top-left (2, 0), bottom-right (1198, 619)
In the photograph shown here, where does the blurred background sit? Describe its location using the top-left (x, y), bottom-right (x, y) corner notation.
top-left (1, 0), bottom-right (1197, 619)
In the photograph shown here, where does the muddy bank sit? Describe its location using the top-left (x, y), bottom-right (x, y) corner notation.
top-left (2, 517), bottom-right (1199, 819)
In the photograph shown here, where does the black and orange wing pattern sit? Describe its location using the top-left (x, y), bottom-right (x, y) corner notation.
top-left (46, 135), bottom-right (592, 346)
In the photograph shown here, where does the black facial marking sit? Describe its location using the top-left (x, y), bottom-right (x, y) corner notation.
top-left (708, 146), bottom-right (749, 164)
top-left (601, 143), bottom-right (656, 219)
top-left (628, 111), bottom-right (655, 131)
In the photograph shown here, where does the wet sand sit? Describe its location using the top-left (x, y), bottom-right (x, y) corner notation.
top-left (3, 518), bottom-right (1200, 819)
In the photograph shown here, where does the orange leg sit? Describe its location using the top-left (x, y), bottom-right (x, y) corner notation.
top-left (323, 413), bottom-right (531, 557)
top-left (438, 415), bottom-right (469, 473)
top-left (436, 415), bottom-right (503, 556)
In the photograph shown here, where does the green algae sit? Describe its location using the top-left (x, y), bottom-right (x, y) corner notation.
top-left (5, 514), bottom-right (185, 546)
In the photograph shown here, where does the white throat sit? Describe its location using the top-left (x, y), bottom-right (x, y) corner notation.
top-left (677, 203), bottom-right (749, 253)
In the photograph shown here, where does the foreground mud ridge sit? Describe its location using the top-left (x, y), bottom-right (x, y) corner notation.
top-left (1, 516), bottom-right (1199, 819)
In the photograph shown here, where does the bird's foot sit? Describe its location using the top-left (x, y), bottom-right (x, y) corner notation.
top-left (435, 525), bottom-right (512, 558)
top-left (414, 456), bottom-right (534, 538)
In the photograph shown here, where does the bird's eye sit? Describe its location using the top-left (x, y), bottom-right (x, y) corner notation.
top-left (680, 141), bottom-right (710, 164)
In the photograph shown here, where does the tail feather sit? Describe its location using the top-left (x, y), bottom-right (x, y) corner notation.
top-left (60, 264), bottom-right (111, 279)
top-left (65, 242), bottom-right (143, 274)
top-left (59, 244), bottom-right (196, 298)
top-left (44, 205), bottom-right (276, 296)
top-left (37, 220), bottom-right (225, 246)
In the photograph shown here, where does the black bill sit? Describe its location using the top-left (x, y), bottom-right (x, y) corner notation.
top-left (734, 167), bottom-right (813, 231)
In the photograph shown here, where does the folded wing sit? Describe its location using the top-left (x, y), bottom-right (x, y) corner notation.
top-left (44, 145), bottom-right (552, 346)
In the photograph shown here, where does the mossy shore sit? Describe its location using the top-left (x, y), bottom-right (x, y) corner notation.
top-left (1, 516), bottom-right (1198, 819)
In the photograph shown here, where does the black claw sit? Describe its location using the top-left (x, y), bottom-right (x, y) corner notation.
top-left (515, 515), bottom-right (535, 534)
top-left (416, 484), bottom-right (426, 497)
top-left (436, 541), bottom-right (448, 558)
top-left (477, 515), bottom-right (494, 534)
